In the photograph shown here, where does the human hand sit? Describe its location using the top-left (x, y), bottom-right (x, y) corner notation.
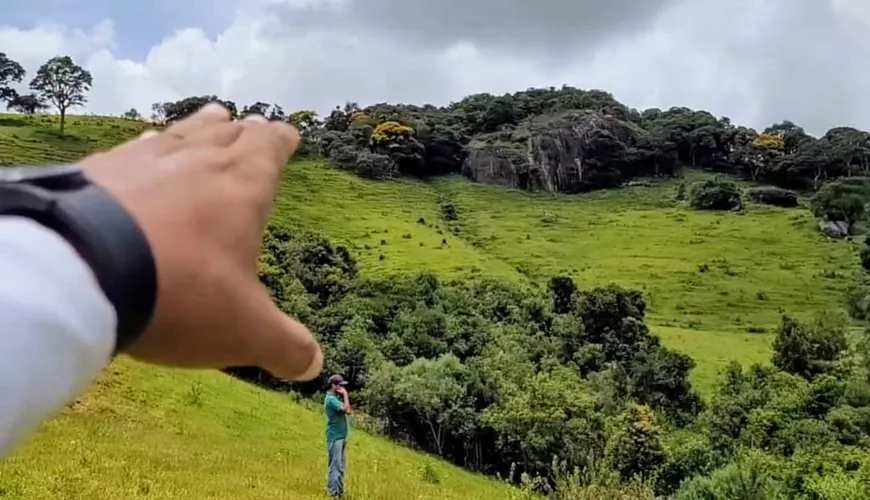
top-left (79, 103), bottom-right (322, 381)
top-left (335, 386), bottom-right (348, 396)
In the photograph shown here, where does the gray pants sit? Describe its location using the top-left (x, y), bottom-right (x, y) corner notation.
top-left (326, 439), bottom-right (347, 498)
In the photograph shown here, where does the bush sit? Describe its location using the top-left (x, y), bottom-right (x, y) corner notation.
top-left (845, 282), bottom-right (870, 320)
top-left (861, 247), bottom-right (870, 271)
top-left (688, 178), bottom-right (743, 211)
top-left (772, 313), bottom-right (848, 381)
top-left (745, 186), bottom-right (799, 207)
top-left (675, 454), bottom-right (784, 500)
top-left (810, 177), bottom-right (870, 233)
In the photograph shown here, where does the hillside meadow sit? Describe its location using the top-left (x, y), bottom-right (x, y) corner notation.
top-left (0, 112), bottom-right (860, 393)
top-left (0, 358), bottom-right (512, 499)
top-left (272, 161), bottom-right (858, 392)
top-left (0, 113), bottom-right (863, 498)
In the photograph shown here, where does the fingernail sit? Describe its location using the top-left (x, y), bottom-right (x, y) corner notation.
top-left (244, 113), bottom-right (267, 122)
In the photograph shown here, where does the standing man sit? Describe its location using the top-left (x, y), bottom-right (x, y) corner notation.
top-left (324, 374), bottom-right (351, 498)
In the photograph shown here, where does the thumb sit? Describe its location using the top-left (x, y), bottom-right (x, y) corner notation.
top-left (238, 281), bottom-right (323, 381)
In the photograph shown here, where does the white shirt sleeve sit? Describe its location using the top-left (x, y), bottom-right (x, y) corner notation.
top-left (0, 216), bottom-right (117, 458)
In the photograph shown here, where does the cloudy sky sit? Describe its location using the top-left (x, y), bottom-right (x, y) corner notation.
top-left (2, 0), bottom-right (869, 135)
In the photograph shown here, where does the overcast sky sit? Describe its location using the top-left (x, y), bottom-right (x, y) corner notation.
top-left (2, 0), bottom-right (869, 136)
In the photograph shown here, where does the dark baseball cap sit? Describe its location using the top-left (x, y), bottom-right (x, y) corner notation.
top-left (327, 374), bottom-right (348, 386)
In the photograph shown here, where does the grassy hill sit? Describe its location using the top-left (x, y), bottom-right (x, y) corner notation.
top-left (273, 162), bottom-right (858, 392)
top-left (0, 359), bottom-right (511, 499)
top-left (0, 115), bottom-right (515, 499)
top-left (0, 113), bottom-right (862, 497)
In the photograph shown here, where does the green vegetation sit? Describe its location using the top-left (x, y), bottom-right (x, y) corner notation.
top-left (0, 358), bottom-right (509, 499)
top-left (2, 110), bottom-right (870, 499)
top-left (3, 51), bottom-right (870, 497)
top-left (273, 161), bottom-right (856, 392)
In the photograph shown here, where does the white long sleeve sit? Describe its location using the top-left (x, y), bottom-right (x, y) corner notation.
top-left (0, 216), bottom-right (116, 458)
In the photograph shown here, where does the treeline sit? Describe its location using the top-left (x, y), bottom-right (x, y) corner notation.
top-left (146, 89), bottom-right (870, 196)
top-left (5, 50), bottom-right (870, 196)
top-left (222, 225), bottom-right (870, 498)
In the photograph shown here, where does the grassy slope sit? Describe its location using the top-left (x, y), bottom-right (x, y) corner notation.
top-left (0, 359), bottom-right (508, 499)
top-left (0, 113), bottom-right (860, 496)
top-left (275, 163), bottom-right (859, 392)
top-left (0, 115), bottom-right (512, 499)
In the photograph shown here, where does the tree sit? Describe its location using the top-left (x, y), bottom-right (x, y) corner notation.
top-left (155, 95), bottom-right (237, 123)
top-left (121, 108), bottom-right (142, 121)
top-left (606, 404), bottom-right (666, 481)
top-left (6, 93), bottom-right (47, 114)
top-left (240, 101), bottom-right (270, 118)
top-left (772, 313), bottom-right (848, 381)
top-left (0, 52), bottom-right (25, 104)
top-left (547, 276), bottom-right (577, 315)
top-left (29, 56), bottom-right (92, 133)
top-left (688, 178), bottom-right (743, 211)
top-left (366, 355), bottom-right (470, 457)
top-left (150, 102), bottom-right (168, 125)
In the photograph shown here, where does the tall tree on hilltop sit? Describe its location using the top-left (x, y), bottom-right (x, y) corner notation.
top-left (29, 56), bottom-right (93, 133)
top-left (0, 52), bottom-right (26, 104)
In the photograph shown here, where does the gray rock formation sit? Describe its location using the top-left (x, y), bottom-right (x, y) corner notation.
top-left (461, 110), bottom-right (672, 193)
top-left (818, 219), bottom-right (850, 238)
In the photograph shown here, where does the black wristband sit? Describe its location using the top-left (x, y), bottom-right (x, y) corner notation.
top-left (0, 167), bottom-right (157, 353)
top-left (53, 183), bottom-right (158, 352)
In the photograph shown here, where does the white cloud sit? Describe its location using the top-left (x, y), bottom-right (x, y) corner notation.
top-left (1, 0), bottom-right (870, 135)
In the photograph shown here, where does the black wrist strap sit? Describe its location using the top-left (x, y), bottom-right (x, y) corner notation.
top-left (54, 183), bottom-right (158, 353)
top-left (0, 176), bottom-right (157, 353)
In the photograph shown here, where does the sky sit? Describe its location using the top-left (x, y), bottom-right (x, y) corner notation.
top-left (2, 0), bottom-right (870, 136)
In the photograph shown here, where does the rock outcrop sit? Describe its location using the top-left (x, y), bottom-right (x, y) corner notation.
top-left (461, 110), bottom-right (676, 193)
top-left (818, 219), bottom-right (850, 239)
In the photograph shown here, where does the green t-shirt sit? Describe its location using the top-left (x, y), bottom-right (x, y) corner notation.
top-left (324, 391), bottom-right (348, 443)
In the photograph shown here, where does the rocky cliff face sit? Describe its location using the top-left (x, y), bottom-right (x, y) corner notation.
top-left (461, 110), bottom-right (675, 193)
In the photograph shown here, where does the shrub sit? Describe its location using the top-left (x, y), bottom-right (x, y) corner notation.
top-left (688, 178), bottom-right (743, 211)
top-left (810, 177), bottom-right (870, 233)
top-left (745, 186), bottom-right (799, 207)
top-left (861, 247), bottom-right (870, 271)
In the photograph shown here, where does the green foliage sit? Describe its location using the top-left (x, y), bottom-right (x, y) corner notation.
top-left (688, 178), bottom-right (743, 211)
top-left (772, 313), bottom-right (848, 381)
top-left (6, 93), bottom-right (48, 114)
top-left (0, 52), bottom-right (25, 104)
top-left (0, 358), bottom-right (513, 499)
top-left (547, 276), bottom-right (577, 315)
top-left (146, 85), bottom-right (870, 197)
top-left (6, 111), bottom-right (870, 497)
top-left (28, 55), bottom-right (92, 133)
top-left (151, 95), bottom-right (239, 124)
top-left (120, 108), bottom-right (142, 121)
top-left (242, 229), bottom-right (708, 482)
top-left (845, 281), bottom-right (870, 321)
top-left (811, 177), bottom-right (870, 234)
top-left (675, 450), bottom-right (784, 499)
top-left (744, 186), bottom-right (798, 208)
top-left (605, 404), bottom-right (665, 481)
top-left (860, 247), bottom-right (870, 272)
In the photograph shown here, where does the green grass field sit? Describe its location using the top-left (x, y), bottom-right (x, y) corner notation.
top-left (0, 113), bottom-right (861, 497)
top-left (0, 359), bottom-right (511, 499)
top-left (274, 161), bottom-right (859, 392)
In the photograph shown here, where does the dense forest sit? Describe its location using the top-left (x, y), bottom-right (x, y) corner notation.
top-left (150, 87), bottom-right (870, 196)
top-left (225, 224), bottom-right (870, 499)
top-left (7, 51), bottom-right (870, 498)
